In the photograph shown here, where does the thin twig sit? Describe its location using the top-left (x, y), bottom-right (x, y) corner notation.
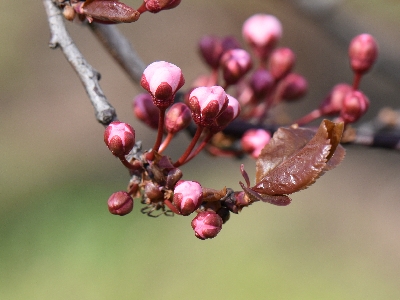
top-left (88, 23), bottom-right (146, 84)
top-left (43, 0), bottom-right (117, 125)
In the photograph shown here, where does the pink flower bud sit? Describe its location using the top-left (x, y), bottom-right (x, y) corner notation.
top-left (268, 47), bottom-right (295, 80)
top-left (140, 0), bottom-right (181, 13)
top-left (242, 14), bottom-right (282, 60)
top-left (165, 103), bottom-right (192, 134)
top-left (241, 129), bottom-right (271, 158)
top-left (279, 73), bottom-right (308, 101)
top-left (249, 69), bottom-right (274, 99)
top-left (191, 211), bottom-right (223, 240)
top-left (188, 86), bottom-right (229, 127)
top-left (221, 36), bottom-right (242, 51)
top-left (133, 93), bottom-right (159, 130)
top-left (108, 191), bottom-right (134, 216)
top-left (349, 34), bottom-right (378, 74)
top-left (104, 121), bottom-right (135, 157)
top-left (173, 180), bottom-right (203, 216)
top-left (198, 36), bottom-right (242, 69)
top-left (141, 61), bottom-right (185, 109)
top-left (339, 90), bottom-right (369, 123)
top-left (199, 35), bottom-right (224, 69)
top-left (220, 49), bottom-right (252, 85)
top-left (319, 83), bottom-right (353, 115)
top-left (209, 95), bottom-right (241, 133)
top-left (236, 81), bottom-right (254, 106)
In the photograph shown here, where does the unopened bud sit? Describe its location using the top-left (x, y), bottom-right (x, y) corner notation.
top-left (108, 191), bottom-right (134, 216)
top-left (319, 83), bottom-right (353, 115)
top-left (280, 73), bottom-right (308, 101)
top-left (191, 211), bottom-right (223, 240)
top-left (198, 35), bottom-right (224, 69)
top-left (133, 93), bottom-right (159, 129)
top-left (104, 122), bottom-right (135, 157)
top-left (209, 95), bottom-right (241, 133)
top-left (220, 49), bottom-right (252, 85)
top-left (349, 34), bottom-right (378, 74)
top-left (165, 103), bottom-right (192, 134)
top-left (242, 14), bottom-right (282, 60)
top-left (249, 69), bottom-right (274, 99)
top-left (138, 0), bottom-right (181, 13)
top-left (188, 86), bottom-right (228, 127)
top-left (173, 180), bottom-right (203, 216)
top-left (339, 90), bottom-right (369, 123)
top-left (241, 129), bottom-right (271, 158)
top-left (269, 47), bottom-right (295, 80)
top-left (141, 61), bottom-right (185, 109)
top-left (63, 5), bottom-right (76, 21)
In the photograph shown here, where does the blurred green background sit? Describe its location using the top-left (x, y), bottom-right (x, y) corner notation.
top-left (1, 0), bottom-right (400, 299)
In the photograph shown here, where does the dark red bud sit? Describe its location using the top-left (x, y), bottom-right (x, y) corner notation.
top-left (133, 93), bottom-right (159, 130)
top-left (349, 34), bottom-right (378, 74)
top-left (249, 69), bottom-right (274, 99)
top-left (191, 211), bottom-right (223, 240)
top-left (339, 90), bottom-right (369, 123)
top-left (108, 191), bottom-right (134, 216)
top-left (279, 73), bottom-right (308, 101)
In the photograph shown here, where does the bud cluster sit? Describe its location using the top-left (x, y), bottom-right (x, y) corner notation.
top-left (99, 13), bottom-right (378, 240)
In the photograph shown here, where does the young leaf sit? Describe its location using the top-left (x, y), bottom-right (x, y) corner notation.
top-left (252, 119), bottom-right (345, 195)
top-left (82, 0), bottom-right (140, 23)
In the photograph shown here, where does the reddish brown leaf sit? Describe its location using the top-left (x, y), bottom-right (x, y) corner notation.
top-left (252, 119), bottom-right (345, 195)
top-left (82, 0), bottom-right (140, 23)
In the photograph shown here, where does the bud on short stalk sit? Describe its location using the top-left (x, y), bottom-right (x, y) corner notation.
top-left (242, 14), bottom-right (282, 61)
top-left (188, 86), bottom-right (229, 127)
top-left (209, 95), bottom-right (241, 133)
top-left (198, 35), bottom-right (224, 69)
top-left (220, 49), bottom-right (252, 85)
top-left (141, 61), bottom-right (185, 109)
top-left (241, 129), bottom-right (271, 158)
top-left (339, 90), bottom-right (369, 123)
top-left (173, 180), bottom-right (203, 216)
top-left (108, 191), bottom-right (134, 216)
top-left (133, 93), bottom-right (160, 130)
top-left (191, 211), bottom-right (223, 240)
top-left (319, 83), bottom-right (353, 115)
top-left (249, 69), bottom-right (274, 99)
top-left (279, 73), bottom-right (308, 101)
top-left (165, 103), bottom-right (192, 134)
top-left (349, 33), bottom-right (378, 74)
top-left (104, 121), bottom-right (135, 157)
top-left (269, 47), bottom-right (295, 81)
top-left (137, 0), bottom-right (181, 13)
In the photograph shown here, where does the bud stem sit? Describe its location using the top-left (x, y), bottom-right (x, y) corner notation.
top-left (352, 72), bottom-right (362, 90)
top-left (119, 156), bottom-right (137, 169)
top-left (294, 108), bottom-right (323, 126)
top-left (174, 126), bottom-right (204, 167)
top-left (149, 108), bottom-right (166, 159)
top-left (158, 132), bottom-right (175, 153)
top-left (185, 132), bottom-right (213, 164)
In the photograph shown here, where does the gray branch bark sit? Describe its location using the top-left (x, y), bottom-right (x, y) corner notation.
top-left (43, 0), bottom-right (117, 125)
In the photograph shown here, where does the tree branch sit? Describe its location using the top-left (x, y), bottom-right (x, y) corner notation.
top-left (43, 0), bottom-right (117, 125)
top-left (43, 0), bottom-right (400, 151)
top-left (88, 23), bottom-right (146, 85)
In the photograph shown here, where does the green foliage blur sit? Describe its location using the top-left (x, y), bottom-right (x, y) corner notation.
top-left (1, 1), bottom-right (400, 299)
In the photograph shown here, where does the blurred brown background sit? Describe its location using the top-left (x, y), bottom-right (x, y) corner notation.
top-left (1, 0), bottom-right (399, 299)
